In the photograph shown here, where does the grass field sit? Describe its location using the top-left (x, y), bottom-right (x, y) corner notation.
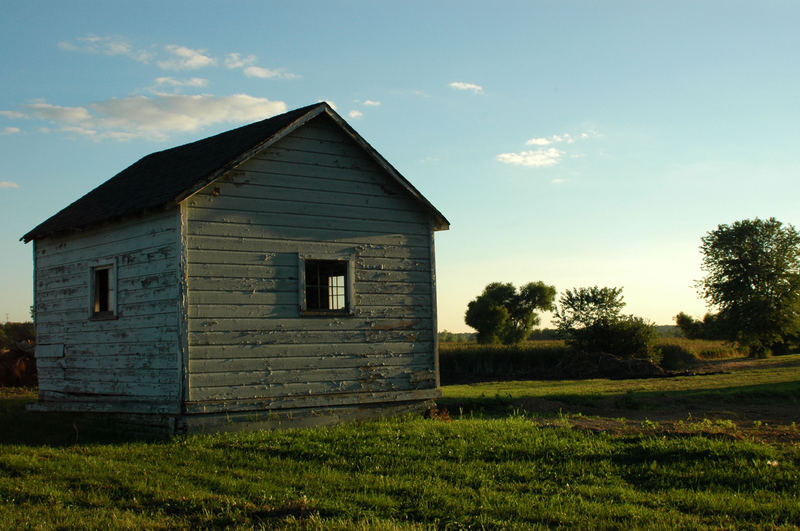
top-left (1, 355), bottom-right (799, 529)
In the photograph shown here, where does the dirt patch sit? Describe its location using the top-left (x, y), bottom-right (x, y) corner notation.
top-left (529, 416), bottom-right (800, 445)
top-left (693, 355), bottom-right (800, 373)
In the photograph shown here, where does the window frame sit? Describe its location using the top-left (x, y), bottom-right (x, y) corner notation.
top-left (298, 253), bottom-right (355, 316)
top-left (88, 259), bottom-right (118, 320)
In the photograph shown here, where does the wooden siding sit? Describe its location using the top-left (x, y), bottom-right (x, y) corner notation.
top-left (34, 210), bottom-right (182, 411)
top-left (185, 115), bottom-right (437, 407)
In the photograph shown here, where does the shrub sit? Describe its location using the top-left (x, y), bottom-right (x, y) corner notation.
top-left (570, 316), bottom-right (657, 359)
top-left (657, 344), bottom-right (697, 370)
top-left (0, 322), bottom-right (35, 350)
top-left (438, 341), bottom-right (570, 384)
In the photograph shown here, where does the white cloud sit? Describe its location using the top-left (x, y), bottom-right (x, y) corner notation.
top-left (527, 133), bottom-right (580, 146)
top-left (525, 137), bottom-right (551, 146)
top-left (551, 178), bottom-right (566, 184)
top-left (0, 181), bottom-right (19, 188)
top-left (244, 66), bottom-right (291, 79)
top-left (26, 94), bottom-right (286, 141)
top-left (58, 35), bottom-right (152, 63)
top-left (449, 81), bottom-right (484, 94)
top-left (362, 100), bottom-right (381, 106)
top-left (155, 77), bottom-right (208, 88)
top-left (511, 130), bottom-right (599, 166)
top-left (224, 53), bottom-right (256, 69)
top-left (158, 45), bottom-right (216, 70)
top-left (0, 110), bottom-right (26, 119)
top-left (2, 127), bottom-right (20, 134)
top-left (348, 110), bottom-right (363, 119)
top-left (26, 102), bottom-right (92, 123)
top-left (496, 148), bottom-right (564, 167)
top-left (223, 52), bottom-right (298, 79)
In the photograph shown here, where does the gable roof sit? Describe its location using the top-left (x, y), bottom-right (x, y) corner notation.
top-left (22, 102), bottom-right (449, 242)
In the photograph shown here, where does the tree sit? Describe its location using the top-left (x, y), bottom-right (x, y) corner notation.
top-left (554, 286), bottom-right (656, 359)
top-left (553, 286), bottom-right (625, 333)
top-left (698, 217), bottom-right (800, 355)
top-left (465, 282), bottom-right (556, 344)
top-left (674, 311), bottom-right (725, 340)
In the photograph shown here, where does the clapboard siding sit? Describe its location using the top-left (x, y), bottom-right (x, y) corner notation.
top-left (185, 116), bottom-right (436, 403)
top-left (34, 210), bottom-right (181, 404)
top-left (191, 350), bottom-right (433, 373)
top-left (189, 208), bottom-right (429, 238)
top-left (189, 374), bottom-right (436, 402)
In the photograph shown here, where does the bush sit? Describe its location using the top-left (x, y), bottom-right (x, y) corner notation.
top-left (657, 344), bottom-right (698, 370)
top-left (570, 316), bottom-right (657, 360)
top-left (438, 341), bottom-right (570, 384)
top-left (0, 322), bottom-right (34, 350)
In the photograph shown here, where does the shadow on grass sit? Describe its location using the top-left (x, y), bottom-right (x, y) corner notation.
top-left (439, 380), bottom-right (800, 423)
top-left (0, 389), bottom-right (170, 446)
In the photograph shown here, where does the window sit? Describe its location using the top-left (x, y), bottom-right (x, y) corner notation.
top-left (89, 262), bottom-right (117, 319)
top-left (299, 256), bottom-right (354, 315)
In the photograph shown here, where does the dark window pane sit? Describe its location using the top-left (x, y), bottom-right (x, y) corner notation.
top-left (94, 268), bottom-right (110, 313)
top-left (305, 260), bottom-right (347, 311)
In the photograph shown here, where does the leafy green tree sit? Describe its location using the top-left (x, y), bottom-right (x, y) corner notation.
top-left (553, 286), bottom-right (625, 333)
top-left (555, 286), bottom-right (656, 359)
top-left (674, 311), bottom-right (725, 340)
top-left (698, 217), bottom-right (800, 355)
top-left (465, 282), bottom-right (556, 344)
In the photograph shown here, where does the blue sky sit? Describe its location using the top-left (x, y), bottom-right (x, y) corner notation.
top-left (2, 1), bottom-right (799, 331)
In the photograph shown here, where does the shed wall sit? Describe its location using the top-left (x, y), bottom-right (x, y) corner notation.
top-left (34, 209), bottom-right (182, 412)
top-left (184, 115), bottom-right (438, 410)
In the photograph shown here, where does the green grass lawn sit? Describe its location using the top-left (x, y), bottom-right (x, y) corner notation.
top-left (1, 356), bottom-right (799, 529)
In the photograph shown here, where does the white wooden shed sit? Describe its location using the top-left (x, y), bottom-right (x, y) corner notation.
top-left (22, 102), bottom-right (449, 434)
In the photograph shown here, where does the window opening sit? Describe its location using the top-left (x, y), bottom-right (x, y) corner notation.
top-left (90, 263), bottom-right (116, 319)
top-left (305, 260), bottom-right (348, 312)
top-left (94, 267), bottom-right (110, 313)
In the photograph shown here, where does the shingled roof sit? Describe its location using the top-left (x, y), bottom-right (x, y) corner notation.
top-left (22, 102), bottom-right (448, 242)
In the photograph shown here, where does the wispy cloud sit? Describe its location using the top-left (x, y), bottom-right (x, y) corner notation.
top-left (496, 148), bottom-right (564, 167)
top-left (362, 100), bottom-right (381, 106)
top-left (348, 110), bottom-right (363, 119)
top-left (2, 127), bottom-right (20, 135)
top-left (243, 66), bottom-right (297, 79)
top-left (0, 181), bottom-right (19, 188)
top-left (26, 102), bottom-right (92, 123)
top-left (449, 81), bottom-right (484, 94)
top-left (526, 133), bottom-right (588, 146)
top-left (59, 35), bottom-right (153, 63)
top-left (155, 77), bottom-right (208, 88)
top-left (525, 137), bottom-right (552, 146)
top-left (225, 52), bottom-right (298, 79)
top-left (0, 110), bottom-right (26, 119)
top-left (158, 45), bottom-right (216, 70)
top-left (26, 94), bottom-right (286, 141)
top-left (500, 129), bottom-right (600, 169)
top-left (224, 53), bottom-right (256, 69)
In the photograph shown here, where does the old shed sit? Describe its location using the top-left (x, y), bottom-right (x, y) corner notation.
top-left (22, 102), bottom-right (449, 433)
